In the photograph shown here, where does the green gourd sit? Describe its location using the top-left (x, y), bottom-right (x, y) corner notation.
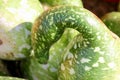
top-left (0, 0), bottom-right (43, 60)
top-left (101, 12), bottom-right (120, 37)
top-left (31, 6), bottom-right (120, 80)
top-left (20, 1), bottom-right (83, 80)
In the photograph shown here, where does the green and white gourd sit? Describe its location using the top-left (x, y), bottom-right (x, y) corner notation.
top-left (0, 0), bottom-right (43, 60)
top-left (20, 0), bottom-right (83, 80)
top-left (31, 6), bottom-right (120, 80)
top-left (101, 12), bottom-right (120, 37)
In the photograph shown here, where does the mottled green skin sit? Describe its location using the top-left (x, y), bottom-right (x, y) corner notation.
top-left (0, 76), bottom-right (26, 80)
top-left (32, 6), bottom-right (120, 80)
top-left (101, 12), bottom-right (120, 37)
top-left (20, 1), bottom-right (82, 79)
top-left (39, 0), bottom-right (83, 7)
top-left (0, 0), bottom-right (43, 60)
top-left (21, 29), bottom-right (79, 80)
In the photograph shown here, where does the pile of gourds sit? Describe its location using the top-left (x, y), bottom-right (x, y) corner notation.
top-left (0, 0), bottom-right (120, 80)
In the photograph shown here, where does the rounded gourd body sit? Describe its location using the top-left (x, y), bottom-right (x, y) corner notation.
top-left (0, 0), bottom-right (43, 60)
top-left (101, 12), bottom-right (120, 37)
top-left (32, 6), bottom-right (120, 80)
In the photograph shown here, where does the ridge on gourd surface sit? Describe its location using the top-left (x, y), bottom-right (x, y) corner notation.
top-left (0, 0), bottom-right (43, 60)
top-left (39, 0), bottom-right (83, 7)
top-left (32, 6), bottom-right (120, 80)
top-left (101, 12), bottom-right (120, 37)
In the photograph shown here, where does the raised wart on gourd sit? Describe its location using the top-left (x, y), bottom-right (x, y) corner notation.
top-left (69, 68), bottom-right (75, 75)
top-left (80, 57), bottom-right (91, 63)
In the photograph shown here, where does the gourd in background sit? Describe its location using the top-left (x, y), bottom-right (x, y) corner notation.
top-left (101, 12), bottom-right (120, 37)
top-left (0, 0), bottom-right (43, 60)
top-left (32, 6), bottom-right (120, 80)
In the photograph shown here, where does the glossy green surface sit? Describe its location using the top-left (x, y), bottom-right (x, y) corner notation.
top-left (39, 0), bottom-right (83, 7)
top-left (102, 12), bottom-right (120, 37)
top-left (32, 6), bottom-right (120, 80)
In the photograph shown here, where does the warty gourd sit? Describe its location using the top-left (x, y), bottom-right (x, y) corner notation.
top-left (31, 6), bottom-right (120, 80)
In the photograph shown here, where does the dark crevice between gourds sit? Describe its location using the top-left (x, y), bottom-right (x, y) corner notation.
top-left (0, 40), bottom-right (3, 45)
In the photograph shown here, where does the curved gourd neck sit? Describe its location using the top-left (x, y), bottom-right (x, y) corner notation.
top-left (32, 6), bottom-right (114, 64)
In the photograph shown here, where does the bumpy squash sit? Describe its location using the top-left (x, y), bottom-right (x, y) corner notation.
top-left (21, 1), bottom-right (83, 80)
top-left (31, 6), bottom-right (120, 80)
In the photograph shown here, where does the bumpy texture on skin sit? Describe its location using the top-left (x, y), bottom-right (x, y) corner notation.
top-left (32, 6), bottom-right (120, 80)
top-left (0, 0), bottom-right (43, 60)
top-left (102, 12), bottom-right (120, 37)
top-left (21, 1), bottom-right (83, 79)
